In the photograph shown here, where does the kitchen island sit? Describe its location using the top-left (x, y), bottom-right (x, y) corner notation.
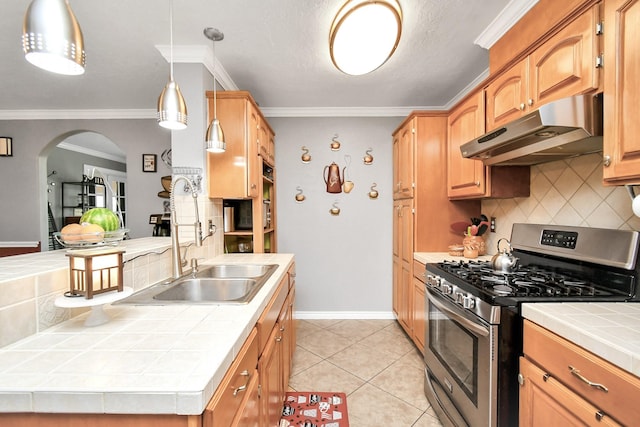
top-left (0, 250), bottom-right (294, 422)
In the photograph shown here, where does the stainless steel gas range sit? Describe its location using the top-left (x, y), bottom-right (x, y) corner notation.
top-left (423, 223), bottom-right (640, 427)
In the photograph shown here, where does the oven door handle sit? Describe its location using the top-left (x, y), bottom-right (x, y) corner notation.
top-left (427, 290), bottom-right (489, 337)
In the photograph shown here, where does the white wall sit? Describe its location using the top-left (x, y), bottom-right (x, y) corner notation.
top-left (271, 116), bottom-right (401, 318)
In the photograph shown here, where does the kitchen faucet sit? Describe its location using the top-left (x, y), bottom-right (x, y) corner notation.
top-left (169, 175), bottom-right (203, 279)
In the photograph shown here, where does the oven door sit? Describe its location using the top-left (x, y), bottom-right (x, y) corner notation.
top-left (424, 288), bottom-right (498, 427)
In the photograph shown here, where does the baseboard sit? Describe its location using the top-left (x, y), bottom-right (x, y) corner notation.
top-left (294, 311), bottom-right (396, 320)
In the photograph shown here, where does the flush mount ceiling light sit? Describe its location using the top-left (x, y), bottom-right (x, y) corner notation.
top-left (157, 0), bottom-right (188, 130)
top-left (329, 0), bottom-right (402, 75)
top-left (204, 27), bottom-right (226, 153)
top-left (22, 0), bottom-right (85, 75)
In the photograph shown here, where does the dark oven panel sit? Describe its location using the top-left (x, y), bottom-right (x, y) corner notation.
top-left (541, 229), bottom-right (578, 249)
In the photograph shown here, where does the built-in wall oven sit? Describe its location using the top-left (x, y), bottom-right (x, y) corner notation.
top-left (424, 223), bottom-right (640, 427)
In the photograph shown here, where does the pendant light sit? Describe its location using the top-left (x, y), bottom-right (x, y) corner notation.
top-left (22, 0), bottom-right (85, 76)
top-left (157, 0), bottom-right (188, 130)
top-left (329, 0), bottom-right (402, 75)
top-left (204, 27), bottom-right (226, 153)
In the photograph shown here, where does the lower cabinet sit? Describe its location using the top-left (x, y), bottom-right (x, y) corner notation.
top-left (411, 260), bottom-right (426, 354)
top-left (257, 265), bottom-right (296, 427)
top-left (203, 328), bottom-right (259, 427)
top-left (520, 320), bottom-right (640, 427)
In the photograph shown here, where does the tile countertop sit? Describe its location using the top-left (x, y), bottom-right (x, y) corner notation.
top-left (522, 303), bottom-right (640, 378)
top-left (0, 252), bottom-right (294, 416)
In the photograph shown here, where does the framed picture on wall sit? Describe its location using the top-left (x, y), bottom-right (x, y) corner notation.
top-left (142, 154), bottom-right (157, 172)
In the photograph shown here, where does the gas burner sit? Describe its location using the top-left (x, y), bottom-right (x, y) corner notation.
top-left (492, 284), bottom-right (513, 296)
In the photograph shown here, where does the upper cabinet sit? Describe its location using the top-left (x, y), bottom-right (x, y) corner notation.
top-left (603, 0), bottom-right (640, 185)
top-left (486, 4), bottom-right (602, 131)
top-left (447, 90), bottom-right (488, 199)
top-left (207, 91), bottom-right (267, 199)
top-left (393, 118), bottom-right (415, 199)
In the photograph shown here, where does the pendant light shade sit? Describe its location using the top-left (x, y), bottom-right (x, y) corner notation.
top-left (22, 0), bottom-right (85, 76)
top-left (204, 27), bottom-right (225, 153)
top-left (205, 119), bottom-right (225, 153)
top-left (157, 80), bottom-right (188, 130)
top-left (157, 0), bottom-right (187, 130)
top-left (329, 0), bottom-right (402, 76)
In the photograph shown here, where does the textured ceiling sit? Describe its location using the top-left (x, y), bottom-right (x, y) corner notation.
top-left (0, 0), bottom-right (516, 115)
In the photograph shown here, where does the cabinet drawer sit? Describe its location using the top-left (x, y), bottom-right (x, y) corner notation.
top-left (523, 320), bottom-right (640, 426)
top-left (413, 260), bottom-right (426, 282)
top-left (203, 327), bottom-right (258, 427)
top-left (257, 275), bottom-right (288, 356)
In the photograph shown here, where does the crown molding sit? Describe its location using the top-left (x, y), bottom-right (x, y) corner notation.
top-left (57, 141), bottom-right (126, 163)
top-left (260, 106), bottom-right (441, 118)
top-left (0, 109), bottom-right (155, 120)
top-left (475, 0), bottom-right (539, 49)
top-left (156, 45), bottom-right (239, 91)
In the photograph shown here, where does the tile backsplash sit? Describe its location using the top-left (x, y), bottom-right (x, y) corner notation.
top-left (482, 153), bottom-right (640, 251)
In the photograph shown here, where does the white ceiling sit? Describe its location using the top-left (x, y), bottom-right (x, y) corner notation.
top-left (0, 0), bottom-right (537, 119)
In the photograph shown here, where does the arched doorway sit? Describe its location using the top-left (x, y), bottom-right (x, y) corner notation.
top-left (40, 131), bottom-right (126, 250)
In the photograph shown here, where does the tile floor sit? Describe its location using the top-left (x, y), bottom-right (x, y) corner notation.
top-left (288, 319), bottom-right (443, 427)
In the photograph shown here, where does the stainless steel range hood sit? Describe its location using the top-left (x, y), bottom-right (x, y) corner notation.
top-left (460, 93), bottom-right (603, 166)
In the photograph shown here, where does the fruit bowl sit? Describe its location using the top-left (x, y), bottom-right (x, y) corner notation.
top-left (54, 228), bottom-right (129, 249)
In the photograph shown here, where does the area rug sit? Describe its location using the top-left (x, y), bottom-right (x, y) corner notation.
top-left (280, 391), bottom-right (349, 427)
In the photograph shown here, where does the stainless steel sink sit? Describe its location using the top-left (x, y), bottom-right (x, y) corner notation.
top-left (115, 263), bottom-right (278, 305)
top-left (154, 278), bottom-right (257, 302)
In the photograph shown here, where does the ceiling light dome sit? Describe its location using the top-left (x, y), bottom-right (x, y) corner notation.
top-left (329, 0), bottom-right (402, 76)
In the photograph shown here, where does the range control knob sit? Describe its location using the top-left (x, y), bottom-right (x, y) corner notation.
top-left (455, 292), bottom-right (464, 304)
top-left (462, 295), bottom-right (475, 309)
top-left (442, 283), bottom-right (452, 294)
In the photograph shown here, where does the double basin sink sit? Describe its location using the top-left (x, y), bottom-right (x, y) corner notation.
top-left (116, 264), bottom-right (278, 305)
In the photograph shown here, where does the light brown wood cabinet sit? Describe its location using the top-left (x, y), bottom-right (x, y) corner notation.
top-left (203, 328), bottom-right (259, 427)
top-left (257, 266), bottom-right (295, 427)
top-left (603, 0), bottom-right (640, 185)
top-left (207, 91), bottom-right (277, 254)
top-left (486, 4), bottom-right (602, 131)
top-left (447, 91), bottom-right (488, 199)
top-left (392, 198), bottom-right (413, 332)
top-left (393, 118), bottom-right (415, 199)
top-left (392, 113), bottom-right (479, 342)
top-left (411, 260), bottom-right (426, 354)
top-left (520, 320), bottom-right (640, 426)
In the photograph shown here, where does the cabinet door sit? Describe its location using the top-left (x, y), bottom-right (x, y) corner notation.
top-left (259, 324), bottom-right (283, 427)
top-left (230, 370), bottom-right (260, 427)
top-left (603, 0), bottom-right (640, 184)
top-left (529, 4), bottom-right (601, 109)
top-left (204, 328), bottom-right (258, 427)
top-left (486, 58), bottom-right (529, 131)
top-left (447, 91), bottom-right (488, 199)
top-left (393, 199), bottom-right (413, 334)
top-left (412, 274), bottom-right (425, 353)
top-left (247, 105), bottom-right (261, 199)
top-left (519, 357), bottom-right (622, 427)
top-left (393, 119), bottom-right (415, 199)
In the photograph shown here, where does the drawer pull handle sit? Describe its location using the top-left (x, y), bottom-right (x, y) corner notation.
top-left (233, 370), bottom-right (250, 396)
top-left (569, 366), bottom-right (608, 392)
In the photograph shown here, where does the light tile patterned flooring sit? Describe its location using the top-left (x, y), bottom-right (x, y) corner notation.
top-left (289, 319), bottom-right (443, 427)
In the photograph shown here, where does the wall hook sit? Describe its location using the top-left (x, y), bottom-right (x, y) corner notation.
top-left (364, 148), bottom-right (374, 164)
top-left (295, 186), bottom-right (306, 202)
top-left (368, 183), bottom-right (379, 199)
top-left (301, 146), bottom-right (311, 163)
top-left (330, 134), bottom-right (341, 151)
top-left (329, 200), bottom-right (340, 216)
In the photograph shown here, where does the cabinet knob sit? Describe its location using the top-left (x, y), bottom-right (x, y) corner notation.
top-left (528, 99), bottom-right (534, 106)
top-left (603, 155), bottom-right (611, 167)
top-left (251, 184), bottom-right (257, 189)
top-left (519, 103), bottom-right (525, 110)
top-left (475, 181), bottom-right (480, 187)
